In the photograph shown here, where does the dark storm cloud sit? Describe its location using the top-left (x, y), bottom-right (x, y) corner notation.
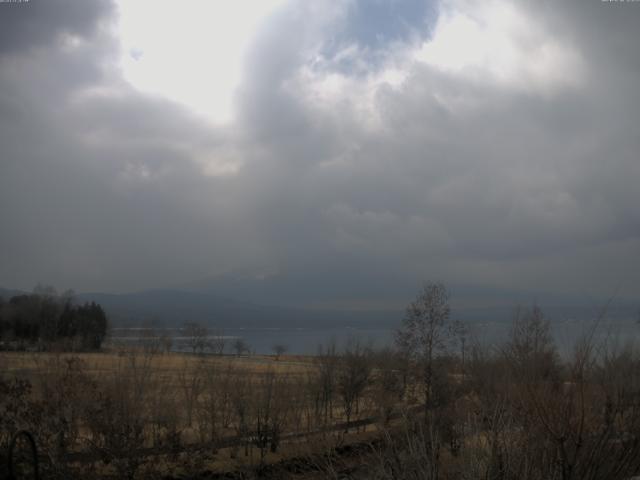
top-left (0, 0), bottom-right (639, 304)
top-left (232, 0), bottom-right (640, 300)
top-left (0, 0), bottom-right (259, 291)
top-left (0, 0), bottom-right (113, 55)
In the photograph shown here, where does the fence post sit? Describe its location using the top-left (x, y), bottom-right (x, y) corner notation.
top-left (8, 430), bottom-right (39, 480)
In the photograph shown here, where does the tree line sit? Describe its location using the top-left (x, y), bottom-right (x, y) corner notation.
top-left (0, 286), bottom-right (108, 351)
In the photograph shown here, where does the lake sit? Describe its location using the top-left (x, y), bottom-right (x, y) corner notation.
top-left (108, 317), bottom-right (640, 356)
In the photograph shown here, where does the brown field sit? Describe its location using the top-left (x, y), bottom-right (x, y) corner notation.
top-left (0, 350), bottom-right (315, 380)
top-left (5, 306), bottom-right (638, 480)
top-left (0, 348), bottom-right (407, 479)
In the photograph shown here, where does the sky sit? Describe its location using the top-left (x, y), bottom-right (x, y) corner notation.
top-left (0, 0), bottom-right (639, 308)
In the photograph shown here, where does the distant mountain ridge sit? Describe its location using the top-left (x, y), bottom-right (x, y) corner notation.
top-left (0, 287), bottom-right (26, 299)
top-left (2, 285), bottom-right (399, 328)
top-left (1, 284), bottom-right (637, 330)
top-left (76, 289), bottom-right (398, 328)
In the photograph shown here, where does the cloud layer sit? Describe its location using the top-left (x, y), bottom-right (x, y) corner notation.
top-left (1, 0), bottom-right (639, 306)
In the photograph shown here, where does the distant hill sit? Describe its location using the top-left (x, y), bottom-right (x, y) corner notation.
top-left (2, 284), bottom-right (637, 332)
top-left (0, 287), bottom-right (25, 299)
top-left (77, 288), bottom-right (638, 332)
top-left (77, 289), bottom-right (398, 329)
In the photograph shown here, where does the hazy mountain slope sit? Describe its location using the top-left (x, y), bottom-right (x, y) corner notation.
top-left (3, 284), bottom-right (636, 332)
top-left (77, 289), bottom-right (398, 328)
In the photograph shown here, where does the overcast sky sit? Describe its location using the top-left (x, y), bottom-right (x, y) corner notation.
top-left (1, 0), bottom-right (639, 306)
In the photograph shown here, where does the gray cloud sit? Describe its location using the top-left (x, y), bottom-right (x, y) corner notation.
top-left (0, 0), bottom-right (639, 306)
top-left (0, 0), bottom-right (113, 55)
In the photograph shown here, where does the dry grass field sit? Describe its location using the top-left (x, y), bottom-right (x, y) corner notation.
top-left (0, 347), bottom-right (405, 479)
top-left (0, 350), bottom-right (315, 380)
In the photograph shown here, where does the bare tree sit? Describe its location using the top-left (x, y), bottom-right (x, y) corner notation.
top-left (504, 304), bottom-right (560, 381)
top-left (159, 331), bottom-right (173, 354)
top-left (84, 350), bottom-right (157, 479)
top-left (272, 344), bottom-right (287, 360)
top-left (396, 283), bottom-right (456, 415)
top-left (229, 372), bottom-right (252, 458)
top-left (455, 303), bottom-right (640, 480)
top-left (177, 358), bottom-right (203, 427)
top-left (251, 370), bottom-right (293, 463)
top-left (394, 282), bottom-right (458, 479)
top-left (137, 325), bottom-right (161, 354)
top-left (197, 361), bottom-right (235, 444)
top-left (182, 321), bottom-right (209, 354)
top-left (371, 348), bottom-right (405, 424)
top-left (337, 339), bottom-right (372, 429)
top-left (314, 341), bottom-right (339, 425)
top-left (210, 329), bottom-right (225, 355)
top-left (233, 338), bottom-right (249, 357)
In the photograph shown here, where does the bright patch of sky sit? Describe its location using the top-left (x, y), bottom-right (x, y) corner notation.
top-left (298, 0), bottom-right (585, 130)
top-left (113, 0), bottom-right (581, 127)
top-left (115, 0), bottom-right (286, 124)
top-left (415, 0), bottom-right (584, 91)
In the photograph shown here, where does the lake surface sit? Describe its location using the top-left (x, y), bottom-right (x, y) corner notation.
top-left (109, 317), bottom-right (640, 356)
top-left (109, 326), bottom-right (395, 354)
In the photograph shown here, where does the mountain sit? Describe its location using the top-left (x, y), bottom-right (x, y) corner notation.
top-left (77, 289), bottom-right (398, 328)
top-left (3, 282), bottom-right (637, 332)
top-left (0, 287), bottom-right (25, 299)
